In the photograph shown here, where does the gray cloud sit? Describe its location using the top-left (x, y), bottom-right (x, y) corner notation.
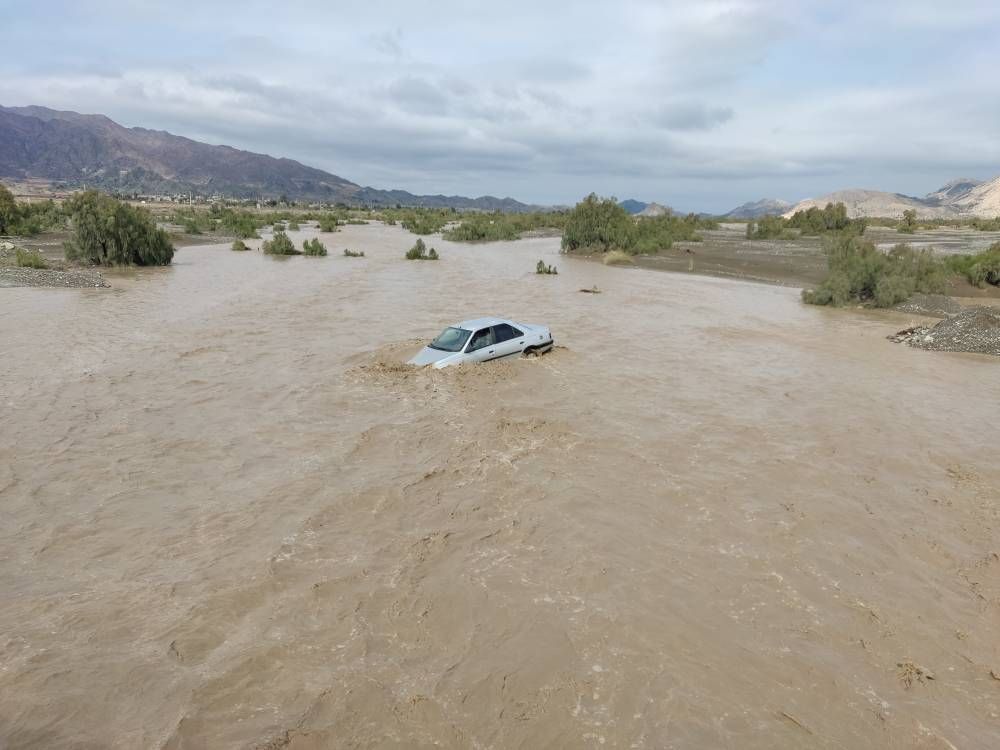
top-left (654, 102), bottom-right (735, 131)
top-left (1, 0), bottom-right (999, 211)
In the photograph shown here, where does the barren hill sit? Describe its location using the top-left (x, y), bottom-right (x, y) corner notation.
top-left (0, 105), bottom-right (532, 210)
top-left (784, 179), bottom-right (1000, 219)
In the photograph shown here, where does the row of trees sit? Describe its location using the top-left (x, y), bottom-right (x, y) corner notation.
top-left (746, 203), bottom-right (865, 239)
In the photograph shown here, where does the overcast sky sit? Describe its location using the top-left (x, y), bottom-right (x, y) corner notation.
top-left (3, 0), bottom-right (999, 211)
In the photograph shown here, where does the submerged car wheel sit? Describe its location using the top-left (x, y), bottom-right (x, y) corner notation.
top-left (523, 346), bottom-right (539, 358)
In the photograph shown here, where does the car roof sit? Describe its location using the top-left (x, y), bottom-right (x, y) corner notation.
top-left (455, 316), bottom-right (512, 330)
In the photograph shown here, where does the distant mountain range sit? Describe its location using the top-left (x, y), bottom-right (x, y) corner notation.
top-left (723, 198), bottom-right (792, 219)
top-left (0, 105), bottom-right (533, 211)
top-left (782, 177), bottom-right (1000, 219)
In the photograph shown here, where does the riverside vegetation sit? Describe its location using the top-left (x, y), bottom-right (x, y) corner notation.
top-left (560, 194), bottom-right (717, 255)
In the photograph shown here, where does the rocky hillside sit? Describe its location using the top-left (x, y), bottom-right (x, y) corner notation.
top-left (0, 105), bottom-right (532, 210)
top-left (784, 178), bottom-right (1000, 219)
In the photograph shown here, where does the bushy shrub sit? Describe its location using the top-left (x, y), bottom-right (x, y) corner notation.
top-left (802, 236), bottom-right (945, 307)
top-left (302, 238), bottom-right (327, 256)
top-left (287, 220), bottom-right (301, 231)
top-left (0, 185), bottom-right (66, 236)
top-left (343, 248), bottom-right (365, 257)
top-left (15, 248), bottom-right (48, 269)
top-left (562, 194), bottom-right (633, 252)
top-left (536, 260), bottom-right (558, 274)
top-left (318, 215), bottom-right (340, 232)
top-left (0, 184), bottom-right (16, 235)
top-left (262, 230), bottom-right (299, 255)
top-left (64, 190), bottom-right (174, 266)
top-left (231, 239), bottom-right (250, 251)
top-left (405, 238), bottom-right (439, 260)
top-left (947, 242), bottom-right (1000, 287)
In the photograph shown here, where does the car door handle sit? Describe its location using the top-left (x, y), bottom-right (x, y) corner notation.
top-left (488, 349), bottom-right (495, 354)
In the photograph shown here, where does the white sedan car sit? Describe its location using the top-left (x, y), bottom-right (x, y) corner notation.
top-left (408, 317), bottom-right (554, 368)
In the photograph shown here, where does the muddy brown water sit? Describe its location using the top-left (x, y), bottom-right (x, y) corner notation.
top-left (1, 223), bottom-right (999, 749)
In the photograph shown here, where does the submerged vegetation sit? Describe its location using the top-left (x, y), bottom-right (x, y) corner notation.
top-left (64, 191), bottom-right (174, 266)
top-left (231, 239), bottom-right (250, 251)
top-left (443, 212), bottom-right (566, 242)
top-left (405, 238), bottom-right (439, 260)
top-left (802, 235), bottom-right (945, 308)
top-left (343, 248), bottom-right (365, 257)
top-left (262, 230), bottom-right (299, 256)
top-left (535, 260), bottom-right (558, 274)
top-left (302, 238), bottom-right (327, 256)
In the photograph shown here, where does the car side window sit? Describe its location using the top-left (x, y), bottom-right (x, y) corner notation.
top-left (468, 328), bottom-right (494, 351)
top-left (493, 324), bottom-right (523, 343)
top-left (493, 324), bottom-right (511, 342)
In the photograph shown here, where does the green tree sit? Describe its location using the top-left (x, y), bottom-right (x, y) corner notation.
top-left (0, 183), bottom-right (19, 235)
top-left (899, 209), bottom-right (918, 234)
top-left (561, 194), bottom-right (633, 253)
top-left (64, 190), bottom-right (174, 266)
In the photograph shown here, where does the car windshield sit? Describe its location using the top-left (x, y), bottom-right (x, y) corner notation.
top-left (429, 327), bottom-right (472, 352)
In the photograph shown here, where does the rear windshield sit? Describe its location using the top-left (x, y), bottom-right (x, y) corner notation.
top-left (429, 327), bottom-right (472, 352)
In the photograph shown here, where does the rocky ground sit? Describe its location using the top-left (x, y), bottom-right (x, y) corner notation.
top-left (0, 240), bottom-right (109, 288)
top-left (889, 306), bottom-right (1000, 356)
top-left (892, 293), bottom-right (965, 318)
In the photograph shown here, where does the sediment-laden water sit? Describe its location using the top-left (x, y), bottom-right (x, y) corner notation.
top-left (1, 223), bottom-right (998, 749)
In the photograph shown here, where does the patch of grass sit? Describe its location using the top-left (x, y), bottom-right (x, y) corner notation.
top-left (231, 239), bottom-right (250, 251)
top-left (343, 248), bottom-right (365, 257)
top-left (287, 220), bottom-right (301, 231)
top-left (535, 260), bottom-right (558, 274)
top-left (802, 235), bottom-right (946, 307)
top-left (405, 238), bottom-right (439, 260)
top-left (16, 247), bottom-right (48, 269)
top-left (603, 250), bottom-right (634, 266)
top-left (262, 230), bottom-right (300, 256)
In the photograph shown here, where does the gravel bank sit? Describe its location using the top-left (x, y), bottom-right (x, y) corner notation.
top-left (0, 266), bottom-right (110, 288)
top-left (0, 240), bottom-right (110, 288)
top-left (889, 306), bottom-right (1000, 356)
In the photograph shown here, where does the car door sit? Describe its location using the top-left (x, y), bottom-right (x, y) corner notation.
top-left (491, 323), bottom-right (526, 359)
top-left (464, 327), bottom-right (496, 362)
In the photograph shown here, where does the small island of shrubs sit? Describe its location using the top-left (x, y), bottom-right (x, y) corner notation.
top-left (405, 239), bottom-right (439, 260)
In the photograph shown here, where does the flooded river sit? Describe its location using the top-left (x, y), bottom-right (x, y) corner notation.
top-left (1, 223), bottom-right (999, 749)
